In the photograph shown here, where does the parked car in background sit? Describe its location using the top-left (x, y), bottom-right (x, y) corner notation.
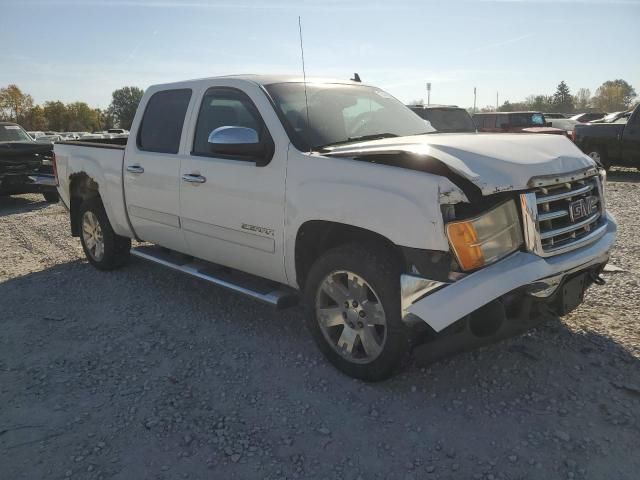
top-left (545, 117), bottom-right (579, 137)
top-left (472, 112), bottom-right (566, 135)
top-left (36, 134), bottom-right (63, 143)
top-left (544, 113), bottom-right (569, 119)
top-left (589, 111), bottom-right (628, 124)
top-left (54, 74), bottom-right (615, 380)
top-left (27, 131), bottom-right (46, 139)
top-left (570, 113), bottom-right (607, 123)
top-left (574, 105), bottom-right (639, 170)
top-left (0, 122), bottom-right (59, 202)
top-left (407, 105), bottom-right (476, 133)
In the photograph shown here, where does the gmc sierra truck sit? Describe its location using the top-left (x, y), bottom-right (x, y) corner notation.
top-left (575, 105), bottom-right (640, 170)
top-left (54, 75), bottom-right (617, 381)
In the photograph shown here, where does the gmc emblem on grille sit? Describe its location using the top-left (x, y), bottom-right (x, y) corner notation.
top-left (569, 195), bottom-right (597, 221)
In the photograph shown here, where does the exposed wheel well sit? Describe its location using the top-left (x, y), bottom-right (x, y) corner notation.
top-left (294, 220), bottom-right (402, 289)
top-left (69, 173), bottom-right (100, 236)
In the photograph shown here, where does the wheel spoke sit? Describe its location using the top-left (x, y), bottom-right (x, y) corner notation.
top-left (347, 273), bottom-right (367, 301)
top-left (359, 327), bottom-right (382, 358)
top-left (322, 278), bottom-right (350, 305)
top-left (361, 300), bottom-right (385, 325)
top-left (318, 307), bottom-right (345, 328)
top-left (94, 240), bottom-right (104, 260)
top-left (85, 236), bottom-right (96, 249)
top-left (337, 326), bottom-right (357, 354)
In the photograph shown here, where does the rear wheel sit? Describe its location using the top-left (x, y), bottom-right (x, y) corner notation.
top-left (43, 191), bottom-right (59, 203)
top-left (79, 198), bottom-right (130, 270)
top-left (304, 244), bottom-right (408, 381)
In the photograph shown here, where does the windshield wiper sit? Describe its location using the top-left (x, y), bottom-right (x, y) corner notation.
top-left (317, 133), bottom-right (398, 151)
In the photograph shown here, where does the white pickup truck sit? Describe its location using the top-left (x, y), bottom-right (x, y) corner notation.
top-left (54, 75), bottom-right (617, 380)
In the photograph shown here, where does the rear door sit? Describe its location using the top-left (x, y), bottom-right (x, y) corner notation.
top-left (621, 108), bottom-right (640, 165)
top-left (178, 84), bottom-right (288, 283)
top-left (123, 88), bottom-right (192, 253)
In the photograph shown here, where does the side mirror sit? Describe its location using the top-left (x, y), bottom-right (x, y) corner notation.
top-left (208, 126), bottom-right (264, 158)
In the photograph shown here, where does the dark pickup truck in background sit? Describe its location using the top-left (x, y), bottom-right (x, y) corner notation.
top-left (0, 122), bottom-right (59, 203)
top-left (408, 104), bottom-right (476, 133)
top-left (574, 105), bottom-right (640, 170)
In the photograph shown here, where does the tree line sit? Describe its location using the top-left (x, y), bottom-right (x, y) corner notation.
top-left (492, 79), bottom-right (637, 114)
top-left (0, 85), bottom-right (144, 132)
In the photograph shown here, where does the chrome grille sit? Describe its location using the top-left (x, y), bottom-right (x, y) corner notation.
top-left (521, 171), bottom-right (606, 257)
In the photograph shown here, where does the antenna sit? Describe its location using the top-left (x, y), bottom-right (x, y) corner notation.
top-left (298, 16), bottom-right (311, 153)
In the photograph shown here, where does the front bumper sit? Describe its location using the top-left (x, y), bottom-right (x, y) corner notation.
top-left (403, 212), bottom-right (617, 332)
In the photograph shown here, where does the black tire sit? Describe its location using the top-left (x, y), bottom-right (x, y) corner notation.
top-left (303, 244), bottom-right (408, 381)
top-left (42, 191), bottom-right (59, 203)
top-left (78, 197), bottom-right (131, 270)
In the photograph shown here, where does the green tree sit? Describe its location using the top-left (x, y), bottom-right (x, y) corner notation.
top-left (0, 84), bottom-right (34, 124)
top-left (43, 101), bottom-right (68, 131)
top-left (592, 79), bottom-right (637, 111)
top-left (109, 86), bottom-right (144, 129)
top-left (553, 81), bottom-right (573, 112)
top-left (66, 102), bottom-right (101, 131)
top-left (573, 88), bottom-right (591, 112)
top-left (22, 105), bottom-right (48, 131)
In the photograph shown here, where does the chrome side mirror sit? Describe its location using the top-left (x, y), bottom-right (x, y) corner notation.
top-left (207, 126), bottom-right (273, 166)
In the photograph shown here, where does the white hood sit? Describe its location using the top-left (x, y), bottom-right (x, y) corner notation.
top-left (325, 133), bottom-right (596, 195)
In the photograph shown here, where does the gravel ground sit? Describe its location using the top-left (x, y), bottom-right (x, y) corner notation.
top-left (1, 170), bottom-right (639, 480)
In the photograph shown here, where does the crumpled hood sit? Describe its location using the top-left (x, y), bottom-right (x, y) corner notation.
top-left (323, 133), bottom-right (595, 195)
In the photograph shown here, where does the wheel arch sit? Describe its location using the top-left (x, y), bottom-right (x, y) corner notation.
top-left (69, 172), bottom-right (101, 237)
top-left (293, 220), bottom-right (404, 290)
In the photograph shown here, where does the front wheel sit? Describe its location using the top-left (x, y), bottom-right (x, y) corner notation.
top-left (304, 244), bottom-right (408, 381)
top-left (79, 198), bottom-right (131, 270)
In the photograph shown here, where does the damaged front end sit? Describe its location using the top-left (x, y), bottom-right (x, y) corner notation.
top-left (400, 166), bottom-right (616, 363)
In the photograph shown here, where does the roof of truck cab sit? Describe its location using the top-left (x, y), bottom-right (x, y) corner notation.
top-left (148, 74), bottom-right (371, 90)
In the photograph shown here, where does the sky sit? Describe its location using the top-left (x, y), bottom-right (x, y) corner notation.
top-left (1, 0), bottom-right (639, 110)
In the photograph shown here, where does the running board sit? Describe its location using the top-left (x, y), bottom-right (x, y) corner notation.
top-left (130, 245), bottom-right (298, 309)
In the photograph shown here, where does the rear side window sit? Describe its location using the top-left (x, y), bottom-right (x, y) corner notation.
top-left (138, 89), bottom-right (192, 154)
top-left (192, 87), bottom-right (267, 157)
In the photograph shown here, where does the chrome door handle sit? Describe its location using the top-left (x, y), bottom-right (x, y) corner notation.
top-left (126, 165), bottom-right (144, 174)
top-left (182, 174), bottom-right (206, 184)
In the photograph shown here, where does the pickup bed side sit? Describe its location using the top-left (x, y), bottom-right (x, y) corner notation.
top-left (56, 142), bottom-right (134, 239)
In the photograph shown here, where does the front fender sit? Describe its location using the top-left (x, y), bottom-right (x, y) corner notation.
top-left (284, 149), bottom-right (461, 286)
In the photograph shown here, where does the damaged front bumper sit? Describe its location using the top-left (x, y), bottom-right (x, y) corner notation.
top-left (402, 212), bottom-right (617, 333)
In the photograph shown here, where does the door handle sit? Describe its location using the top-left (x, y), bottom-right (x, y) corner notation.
top-left (182, 173), bottom-right (206, 184)
top-left (126, 165), bottom-right (144, 174)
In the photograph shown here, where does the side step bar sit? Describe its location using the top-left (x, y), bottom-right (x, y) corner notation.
top-left (130, 245), bottom-right (298, 309)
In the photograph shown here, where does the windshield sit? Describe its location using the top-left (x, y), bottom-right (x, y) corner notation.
top-left (264, 83), bottom-right (432, 151)
top-left (412, 108), bottom-right (476, 133)
top-left (0, 124), bottom-right (34, 143)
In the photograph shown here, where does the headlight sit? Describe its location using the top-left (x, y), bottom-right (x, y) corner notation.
top-left (446, 200), bottom-right (523, 271)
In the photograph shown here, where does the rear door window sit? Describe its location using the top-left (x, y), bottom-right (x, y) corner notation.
top-left (137, 89), bottom-right (192, 154)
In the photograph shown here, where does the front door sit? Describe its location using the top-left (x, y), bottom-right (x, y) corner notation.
top-left (179, 86), bottom-right (287, 283)
top-left (124, 88), bottom-right (192, 253)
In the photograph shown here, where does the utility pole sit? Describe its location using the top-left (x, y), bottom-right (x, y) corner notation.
top-left (473, 87), bottom-right (477, 113)
top-left (496, 91), bottom-right (499, 111)
top-left (426, 82), bottom-right (431, 106)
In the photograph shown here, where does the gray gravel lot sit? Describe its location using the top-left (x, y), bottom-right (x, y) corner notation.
top-left (1, 170), bottom-right (639, 480)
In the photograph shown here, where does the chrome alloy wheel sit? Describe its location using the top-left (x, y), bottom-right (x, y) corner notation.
top-left (82, 211), bottom-right (105, 261)
top-left (315, 271), bottom-right (387, 364)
